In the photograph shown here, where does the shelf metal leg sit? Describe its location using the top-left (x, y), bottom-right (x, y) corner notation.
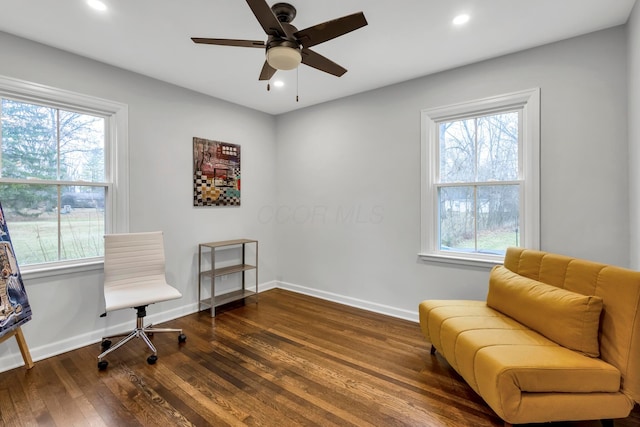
top-left (255, 241), bottom-right (259, 304)
top-left (198, 246), bottom-right (202, 312)
top-left (242, 243), bottom-right (246, 295)
top-left (210, 246), bottom-right (216, 317)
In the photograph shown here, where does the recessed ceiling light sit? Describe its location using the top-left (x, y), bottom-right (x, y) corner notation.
top-left (273, 80), bottom-right (285, 88)
top-left (87, 0), bottom-right (107, 11)
top-left (452, 14), bottom-right (470, 26)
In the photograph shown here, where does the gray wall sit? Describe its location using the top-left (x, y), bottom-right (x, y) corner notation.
top-left (0, 32), bottom-right (278, 370)
top-left (274, 27), bottom-right (629, 317)
top-left (629, 2), bottom-right (640, 269)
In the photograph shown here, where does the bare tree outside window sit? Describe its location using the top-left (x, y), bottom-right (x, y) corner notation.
top-left (0, 98), bottom-right (106, 265)
top-left (437, 111), bottom-right (520, 255)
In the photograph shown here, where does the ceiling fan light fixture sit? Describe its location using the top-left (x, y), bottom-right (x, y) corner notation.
top-left (266, 46), bottom-right (302, 70)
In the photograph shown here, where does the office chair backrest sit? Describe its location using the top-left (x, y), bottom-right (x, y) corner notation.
top-left (104, 231), bottom-right (167, 289)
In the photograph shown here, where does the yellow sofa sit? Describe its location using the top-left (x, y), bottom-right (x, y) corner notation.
top-left (419, 247), bottom-right (640, 426)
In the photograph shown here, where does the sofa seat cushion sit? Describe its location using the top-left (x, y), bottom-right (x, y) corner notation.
top-left (475, 345), bottom-right (620, 394)
top-left (419, 300), bottom-right (496, 352)
top-left (451, 327), bottom-right (559, 391)
top-left (439, 316), bottom-right (532, 374)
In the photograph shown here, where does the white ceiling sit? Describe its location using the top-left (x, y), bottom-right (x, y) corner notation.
top-left (0, 0), bottom-right (636, 115)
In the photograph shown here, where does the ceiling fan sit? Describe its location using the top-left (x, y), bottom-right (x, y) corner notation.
top-left (191, 0), bottom-right (368, 81)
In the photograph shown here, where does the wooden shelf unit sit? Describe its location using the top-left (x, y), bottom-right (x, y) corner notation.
top-left (198, 239), bottom-right (258, 317)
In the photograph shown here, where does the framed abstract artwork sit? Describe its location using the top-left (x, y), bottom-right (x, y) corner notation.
top-left (193, 137), bottom-right (241, 207)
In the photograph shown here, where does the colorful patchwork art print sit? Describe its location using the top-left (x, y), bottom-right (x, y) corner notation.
top-left (0, 201), bottom-right (32, 338)
top-left (193, 137), bottom-right (241, 206)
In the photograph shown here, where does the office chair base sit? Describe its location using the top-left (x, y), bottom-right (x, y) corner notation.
top-left (97, 306), bottom-right (186, 370)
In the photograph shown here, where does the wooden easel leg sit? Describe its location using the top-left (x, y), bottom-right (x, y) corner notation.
top-left (0, 326), bottom-right (34, 369)
top-left (14, 327), bottom-right (34, 369)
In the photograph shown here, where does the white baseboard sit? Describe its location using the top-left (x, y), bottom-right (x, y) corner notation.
top-left (0, 302), bottom-right (197, 373)
top-left (275, 281), bottom-right (419, 323)
top-left (0, 279), bottom-right (417, 373)
top-left (258, 280), bottom-right (278, 292)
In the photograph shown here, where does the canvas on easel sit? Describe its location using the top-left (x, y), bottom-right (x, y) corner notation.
top-left (0, 201), bottom-right (33, 368)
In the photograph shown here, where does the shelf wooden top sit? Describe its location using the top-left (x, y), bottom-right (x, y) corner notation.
top-left (199, 239), bottom-right (258, 248)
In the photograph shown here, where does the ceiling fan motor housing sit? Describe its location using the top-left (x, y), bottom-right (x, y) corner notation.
top-left (271, 3), bottom-right (297, 23)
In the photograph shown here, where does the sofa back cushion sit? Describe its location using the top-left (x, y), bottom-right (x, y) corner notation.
top-left (487, 265), bottom-right (603, 357)
top-left (503, 247), bottom-right (640, 404)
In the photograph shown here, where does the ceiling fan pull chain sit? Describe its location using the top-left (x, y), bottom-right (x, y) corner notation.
top-left (267, 80), bottom-right (271, 91)
top-left (296, 67), bottom-right (299, 102)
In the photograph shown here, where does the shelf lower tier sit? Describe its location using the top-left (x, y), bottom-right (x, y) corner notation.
top-left (199, 289), bottom-right (257, 310)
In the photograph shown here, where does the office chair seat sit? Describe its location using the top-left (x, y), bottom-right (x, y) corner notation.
top-left (104, 280), bottom-right (182, 311)
top-left (98, 231), bottom-right (186, 370)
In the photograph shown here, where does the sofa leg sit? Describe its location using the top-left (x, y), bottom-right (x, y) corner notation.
top-left (430, 344), bottom-right (436, 355)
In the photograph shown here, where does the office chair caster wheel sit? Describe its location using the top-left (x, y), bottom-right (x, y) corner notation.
top-left (178, 333), bottom-right (187, 343)
top-left (147, 355), bottom-right (158, 365)
top-left (101, 339), bottom-right (112, 350)
top-left (98, 360), bottom-right (108, 370)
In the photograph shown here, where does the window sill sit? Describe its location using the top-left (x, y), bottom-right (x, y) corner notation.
top-left (418, 252), bottom-right (503, 269)
top-left (20, 258), bottom-right (104, 280)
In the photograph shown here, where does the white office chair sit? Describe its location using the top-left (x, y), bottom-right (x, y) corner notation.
top-left (97, 231), bottom-right (186, 370)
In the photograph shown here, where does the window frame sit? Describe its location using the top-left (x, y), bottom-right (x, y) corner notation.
top-left (0, 75), bottom-right (129, 277)
top-left (420, 88), bottom-right (540, 267)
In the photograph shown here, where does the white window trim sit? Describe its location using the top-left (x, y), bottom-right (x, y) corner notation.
top-left (0, 74), bottom-right (129, 278)
top-left (419, 88), bottom-right (540, 267)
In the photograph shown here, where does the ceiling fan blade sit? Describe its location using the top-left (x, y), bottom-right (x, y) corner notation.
top-left (301, 48), bottom-right (347, 77)
top-left (294, 12), bottom-right (367, 48)
top-left (259, 61), bottom-right (277, 81)
top-left (191, 38), bottom-right (265, 48)
top-left (246, 0), bottom-right (286, 38)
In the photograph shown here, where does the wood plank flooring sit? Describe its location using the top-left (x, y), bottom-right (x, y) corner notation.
top-left (1, 288), bottom-right (639, 426)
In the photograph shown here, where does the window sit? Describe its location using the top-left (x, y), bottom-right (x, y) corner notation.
top-left (0, 75), bottom-right (128, 273)
top-left (420, 89), bottom-right (540, 265)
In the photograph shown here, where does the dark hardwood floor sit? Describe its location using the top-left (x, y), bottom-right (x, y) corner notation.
top-left (1, 288), bottom-right (639, 426)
